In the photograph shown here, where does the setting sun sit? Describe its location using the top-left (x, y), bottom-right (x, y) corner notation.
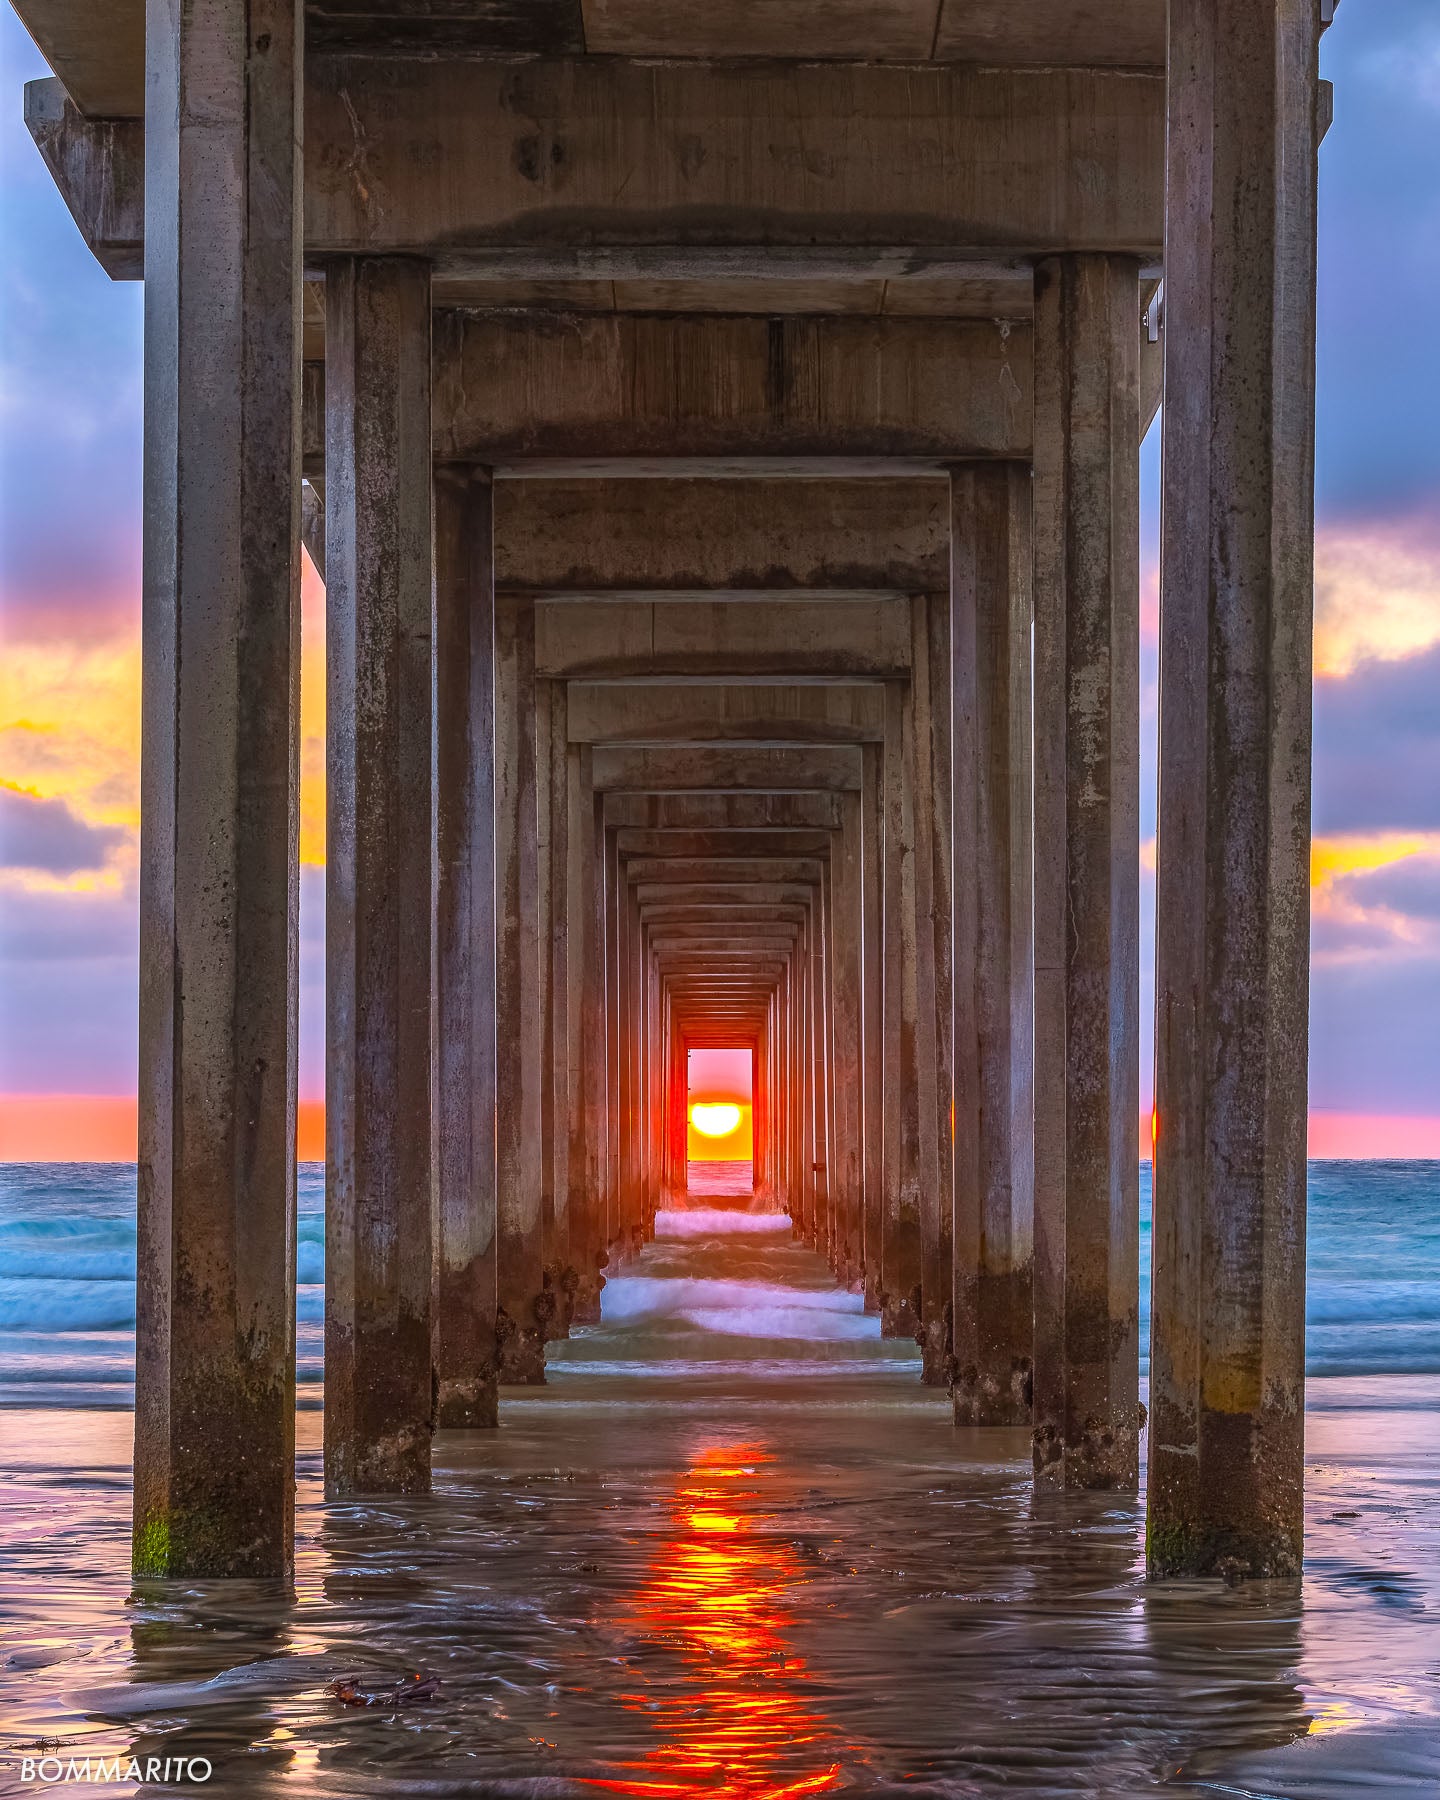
top-left (690, 1101), bottom-right (742, 1139)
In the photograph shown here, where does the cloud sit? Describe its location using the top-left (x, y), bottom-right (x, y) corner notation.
top-left (1310, 838), bottom-right (1440, 966)
top-left (1313, 640), bottom-right (1440, 833)
top-left (1313, 517), bottom-right (1440, 677)
top-left (0, 781), bottom-right (127, 875)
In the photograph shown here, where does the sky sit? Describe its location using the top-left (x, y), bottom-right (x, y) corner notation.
top-left (2, 3), bottom-right (1439, 1159)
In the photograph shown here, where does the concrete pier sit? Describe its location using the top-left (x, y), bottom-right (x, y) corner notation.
top-left (433, 465), bottom-right (499, 1429)
top-left (494, 591), bottom-right (549, 1382)
top-left (132, 0), bottom-right (302, 1580)
top-left (950, 464), bottom-right (1036, 1427)
top-left (323, 257), bottom-right (435, 1496)
top-left (1031, 255), bottom-right (1142, 1491)
top-left (1148, 0), bottom-right (1322, 1581)
top-left (23, 0), bottom-right (1326, 1582)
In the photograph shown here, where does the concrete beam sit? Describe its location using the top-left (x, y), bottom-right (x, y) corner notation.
top-left (625, 858), bottom-right (823, 885)
top-left (604, 793), bottom-right (843, 831)
top-left (433, 312), bottom-right (1029, 463)
top-left (616, 830), bottom-right (832, 859)
top-left (495, 478), bottom-right (948, 594)
top-left (568, 683), bottom-right (885, 747)
top-left (593, 745), bottom-right (863, 793)
top-left (298, 316), bottom-right (1029, 467)
top-left (25, 59), bottom-right (1163, 277)
top-left (538, 599), bottom-right (912, 681)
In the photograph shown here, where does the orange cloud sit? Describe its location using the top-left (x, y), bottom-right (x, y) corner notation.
top-left (0, 554), bottom-right (327, 876)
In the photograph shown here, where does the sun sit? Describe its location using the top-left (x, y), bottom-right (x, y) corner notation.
top-left (690, 1101), bottom-right (742, 1139)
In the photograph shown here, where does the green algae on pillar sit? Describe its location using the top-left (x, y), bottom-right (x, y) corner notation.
top-left (132, 0), bottom-right (302, 1579)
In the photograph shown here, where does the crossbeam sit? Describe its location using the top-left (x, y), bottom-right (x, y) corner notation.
top-left (25, 59), bottom-right (1163, 278)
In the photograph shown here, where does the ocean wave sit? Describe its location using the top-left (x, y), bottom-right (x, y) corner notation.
top-left (602, 1275), bottom-right (864, 1322)
top-left (0, 1279), bottom-right (136, 1331)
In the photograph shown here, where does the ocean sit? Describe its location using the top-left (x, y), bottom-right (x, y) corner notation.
top-left (2, 1161), bottom-right (1438, 1408)
top-left (2, 1167), bottom-right (1440, 1793)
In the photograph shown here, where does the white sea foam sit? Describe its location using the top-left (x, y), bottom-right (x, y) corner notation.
top-left (602, 1274), bottom-right (863, 1321)
top-left (653, 1208), bottom-right (791, 1238)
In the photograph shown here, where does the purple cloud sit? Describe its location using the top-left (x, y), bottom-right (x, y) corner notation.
top-left (0, 785), bottom-right (128, 875)
top-left (1313, 644), bottom-right (1440, 833)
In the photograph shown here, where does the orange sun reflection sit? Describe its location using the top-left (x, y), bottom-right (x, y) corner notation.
top-left (582, 1442), bottom-right (846, 1799)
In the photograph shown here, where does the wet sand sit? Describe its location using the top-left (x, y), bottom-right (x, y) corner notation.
top-left (2, 1214), bottom-right (1439, 1797)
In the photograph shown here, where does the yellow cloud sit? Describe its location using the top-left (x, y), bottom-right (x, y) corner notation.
top-left (2, 557), bottom-right (327, 868)
top-left (1310, 832), bottom-right (1439, 888)
top-left (1313, 525), bottom-right (1440, 678)
top-left (0, 639), bottom-right (141, 830)
top-left (1309, 833), bottom-right (1440, 964)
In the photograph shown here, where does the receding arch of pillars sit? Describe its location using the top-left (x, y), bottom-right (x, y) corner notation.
top-left (68, 0), bottom-right (1325, 1587)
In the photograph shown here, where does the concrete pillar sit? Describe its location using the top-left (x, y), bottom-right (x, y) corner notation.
top-left (324, 256), bottom-right (435, 1496)
top-left (604, 824), bottom-right (624, 1259)
top-left (537, 679), bottom-right (574, 1334)
top-left (832, 794), bottom-right (865, 1285)
top-left (1031, 253), bottom-right (1142, 1490)
top-left (568, 747), bottom-right (608, 1318)
top-left (861, 744), bottom-right (885, 1307)
top-left (1148, 0), bottom-right (1321, 1580)
top-left (950, 463), bottom-right (1036, 1427)
top-left (133, 0), bottom-right (302, 1578)
top-left (880, 682), bottom-right (924, 1338)
top-left (914, 594), bottom-right (952, 1383)
top-left (433, 464), bottom-right (498, 1429)
top-left (495, 591), bottom-right (548, 1380)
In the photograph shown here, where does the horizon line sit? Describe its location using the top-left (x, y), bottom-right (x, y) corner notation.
top-left (3, 1095), bottom-right (1440, 1163)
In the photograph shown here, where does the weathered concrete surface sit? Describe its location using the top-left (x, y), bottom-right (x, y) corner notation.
top-left (434, 465), bottom-right (499, 1429)
top-left (565, 683), bottom-right (885, 747)
top-left (495, 593), bottom-right (549, 1382)
top-left (16, 0), bottom-right (1167, 124)
top-left (495, 478), bottom-right (949, 594)
top-left (830, 791), bottom-right (866, 1287)
top-left (132, 0), bottom-right (301, 1580)
top-left (593, 746), bottom-right (864, 795)
top-left (879, 681), bottom-right (924, 1341)
top-left (914, 595), bottom-right (953, 1383)
top-left (860, 744), bottom-right (885, 1308)
top-left (433, 313), bottom-right (1030, 463)
top-left (1031, 254), bottom-right (1142, 1491)
top-left (537, 599), bottom-right (911, 683)
top-left (543, 682), bottom-right (576, 1334)
top-left (950, 463), bottom-right (1035, 1427)
top-left (303, 58), bottom-right (1164, 264)
top-left (324, 256), bottom-right (435, 1497)
top-left (1148, 0), bottom-right (1320, 1582)
top-left (27, 59), bottom-right (1163, 278)
top-left (568, 747), bottom-right (609, 1321)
